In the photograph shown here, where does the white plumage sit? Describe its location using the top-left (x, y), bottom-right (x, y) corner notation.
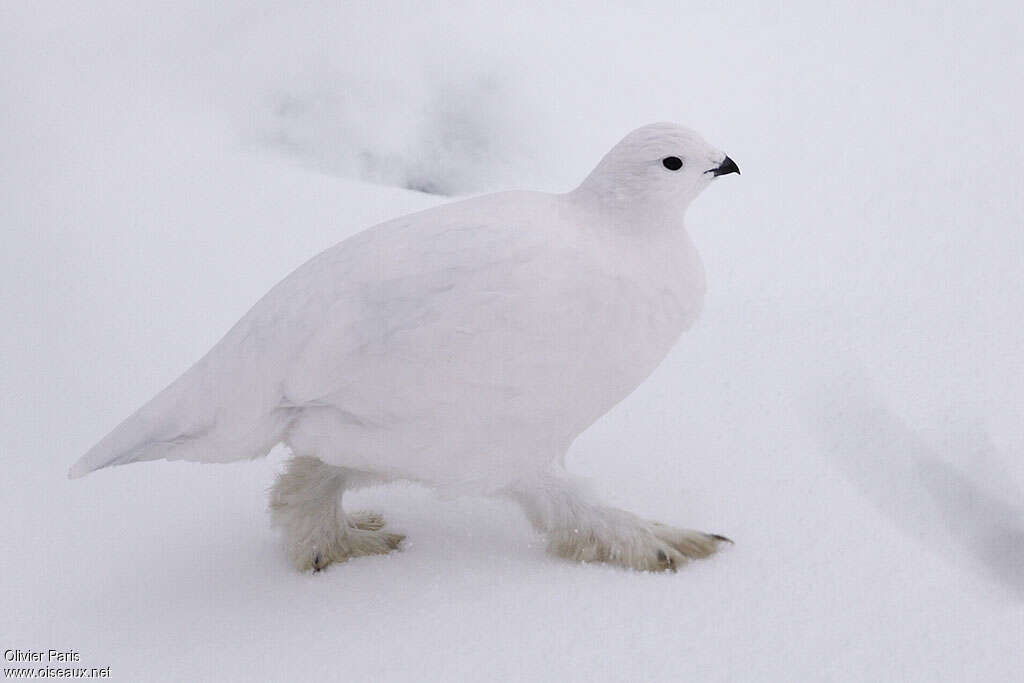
top-left (71, 122), bottom-right (739, 572)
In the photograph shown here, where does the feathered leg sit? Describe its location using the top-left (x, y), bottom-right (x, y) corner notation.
top-left (269, 456), bottom-right (403, 571)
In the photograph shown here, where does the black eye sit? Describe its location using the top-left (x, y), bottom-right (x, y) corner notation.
top-left (662, 156), bottom-right (683, 171)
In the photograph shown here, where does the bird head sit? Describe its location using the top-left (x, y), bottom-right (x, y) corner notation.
top-left (572, 122), bottom-right (738, 220)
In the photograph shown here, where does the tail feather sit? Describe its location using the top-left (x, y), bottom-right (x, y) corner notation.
top-left (68, 384), bottom-right (213, 478)
top-left (69, 365), bottom-right (291, 478)
top-left (69, 435), bottom-right (197, 479)
top-left (69, 408), bottom-right (291, 479)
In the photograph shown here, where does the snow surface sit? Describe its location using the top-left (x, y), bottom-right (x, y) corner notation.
top-left (3, 1), bottom-right (1023, 680)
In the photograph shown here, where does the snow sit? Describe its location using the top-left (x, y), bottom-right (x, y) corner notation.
top-left (3, 1), bottom-right (1023, 681)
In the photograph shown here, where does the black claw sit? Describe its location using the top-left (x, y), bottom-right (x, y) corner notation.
top-left (710, 534), bottom-right (734, 544)
top-left (313, 553), bottom-right (323, 572)
top-left (656, 549), bottom-right (677, 572)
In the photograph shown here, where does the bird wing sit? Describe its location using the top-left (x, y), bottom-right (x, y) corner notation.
top-left (69, 191), bottom-right (558, 477)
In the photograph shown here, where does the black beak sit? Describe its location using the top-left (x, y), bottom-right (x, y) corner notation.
top-left (710, 156), bottom-right (740, 177)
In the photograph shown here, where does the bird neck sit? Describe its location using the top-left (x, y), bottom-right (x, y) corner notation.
top-left (565, 184), bottom-right (689, 233)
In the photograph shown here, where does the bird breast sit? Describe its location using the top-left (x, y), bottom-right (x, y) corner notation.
top-left (543, 227), bottom-right (706, 435)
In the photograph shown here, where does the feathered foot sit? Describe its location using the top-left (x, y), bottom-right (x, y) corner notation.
top-left (548, 512), bottom-right (730, 572)
top-left (269, 456), bottom-right (404, 572)
top-left (509, 469), bottom-right (730, 572)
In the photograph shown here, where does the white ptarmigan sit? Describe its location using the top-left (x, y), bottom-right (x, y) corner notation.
top-left (70, 123), bottom-right (739, 572)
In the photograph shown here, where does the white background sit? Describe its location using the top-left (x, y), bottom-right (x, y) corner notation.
top-left (3, 1), bottom-right (1023, 680)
